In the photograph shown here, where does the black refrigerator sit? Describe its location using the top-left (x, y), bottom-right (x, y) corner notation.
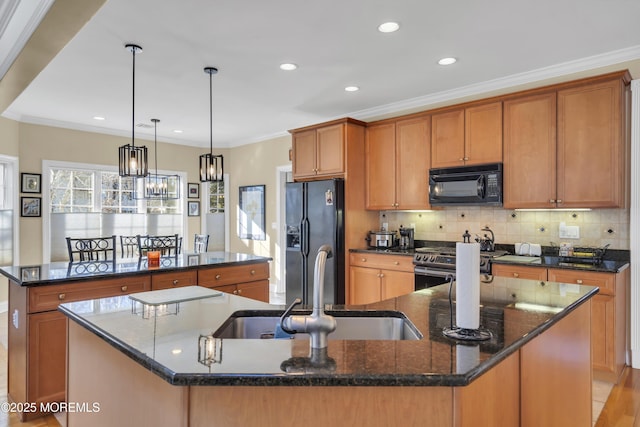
top-left (285, 179), bottom-right (345, 305)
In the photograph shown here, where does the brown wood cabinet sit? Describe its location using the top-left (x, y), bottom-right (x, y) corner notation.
top-left (198, 262), bottom-right (270, 302)
top-left (494, 263), bottom-right (628, 382)
top-left (365, 116), bottom-right (431, 210)
top-left (290, 118), bottom-right (366, 181)
top-left (504, 73), bottom-right (629, 209)
top-left (8, 274), bottom-right (151, 421)
top-left (348, 253), bottom-right (414, 304)
top-left (431, 102), bottom-right (502, 168)
top-left (151, 270), bottom-right (198, 290)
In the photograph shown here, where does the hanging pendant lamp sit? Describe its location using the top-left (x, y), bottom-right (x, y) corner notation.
top-left (199, 66), bottom-right (224, 182)
top-left (118, 44), bottom-right (148, 177)
top-left (135, 119), bottom-right (180, 200)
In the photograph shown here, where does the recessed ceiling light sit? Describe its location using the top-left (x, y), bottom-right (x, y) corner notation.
top-left (93, 116), bottom-right (105, 121)
top-left (345, 86), bottom-right (359, 92)
top-left (438, 57), bottom-right (457, 65)
top-left (378, 22), bottom-right (400, 33)
top-left (173, 129), bottom-right (183, 134)
top-left (280, 63), bottom-right (297, 71)
top-left (171, 348), bottom-right (182, 355)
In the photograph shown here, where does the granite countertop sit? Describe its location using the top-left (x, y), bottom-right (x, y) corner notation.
top-left (59, 277), bottom-right (597, 387)
top-left (0, 251), bottom-right (272, 286)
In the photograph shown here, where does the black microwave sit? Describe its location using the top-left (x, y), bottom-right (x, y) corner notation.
top-left (429, 163), bottom-right (503, 206)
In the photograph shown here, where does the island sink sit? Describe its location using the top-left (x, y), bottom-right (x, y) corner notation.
top-left (213, 310), bottom-right (423, 341)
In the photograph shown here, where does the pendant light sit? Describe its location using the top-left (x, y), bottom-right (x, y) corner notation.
top-left (199, 67), bottom-right (224, 182)
top-left (135, 119), bottom-right (180, 200)
top-left (118, 44), bottom-right (148, 177)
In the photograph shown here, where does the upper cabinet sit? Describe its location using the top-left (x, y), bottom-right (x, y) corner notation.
top-left (290, 118), bottom-right (366, 181)
top-left (504, 72), bottom-right (629, 209)
top-left (431, 101), bottom-right (503, 168)
top-left (365, 116), bottom-right (431, 210)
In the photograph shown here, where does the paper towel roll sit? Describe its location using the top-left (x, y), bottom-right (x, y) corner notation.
top-left (456, 242), bottom-right (480, 329)
top-left (456, 344), bottom-right (480, 373)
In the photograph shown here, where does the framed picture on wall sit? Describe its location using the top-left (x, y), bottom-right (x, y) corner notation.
top-left (238, 185), bottom-right (266, 240)
top-left (21, 173), bottom-right (41, 193)
top-left (188, 183), bottom-right (200, 198)
top-left (188, 201), bottom-right (200, 216)
top-left (21, 197), bottom-right (41, 217)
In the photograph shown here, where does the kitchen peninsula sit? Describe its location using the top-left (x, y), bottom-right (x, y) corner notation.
top-left (0, 252), bottom-right (271, 421)
top-left (60, 277), bottom-right (596, 427)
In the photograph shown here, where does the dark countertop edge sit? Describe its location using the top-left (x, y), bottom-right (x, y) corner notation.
top-left (1, 257), bottom-right (272, 287)
top-left (59, 286), bottom-right (599, 387)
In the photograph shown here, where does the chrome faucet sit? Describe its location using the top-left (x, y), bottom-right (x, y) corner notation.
top-left (280, 245), bottom-right (337, 349)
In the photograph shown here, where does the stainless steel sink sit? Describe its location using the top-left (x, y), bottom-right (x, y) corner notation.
top-left (213, 310), bottom-right (423, 341)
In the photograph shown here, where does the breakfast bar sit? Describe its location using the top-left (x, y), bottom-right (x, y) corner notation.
top-left (59, 276), bottom-right (597, 427)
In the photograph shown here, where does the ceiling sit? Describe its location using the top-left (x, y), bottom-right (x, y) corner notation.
top-left (2, 0), bottom-right (640, 149)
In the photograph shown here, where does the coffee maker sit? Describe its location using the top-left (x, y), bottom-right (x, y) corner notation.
top-left (398, 226), bottom-right (415, 250)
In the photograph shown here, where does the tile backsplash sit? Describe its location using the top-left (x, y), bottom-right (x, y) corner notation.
top-left (380, 207), bottom-right (630, 250)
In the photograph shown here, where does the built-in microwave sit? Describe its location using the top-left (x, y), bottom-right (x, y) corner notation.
top-left (429, 163), bottom-right (503, 206)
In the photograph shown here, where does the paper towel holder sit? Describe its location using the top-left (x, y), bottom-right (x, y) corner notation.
top-left (441, 272), bottom-right (492, 342)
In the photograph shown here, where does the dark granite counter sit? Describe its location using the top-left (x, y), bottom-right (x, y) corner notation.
top-left (59, 276), bottom-right (597, 387)
top-left (0, 251), bottom-right (272, 286)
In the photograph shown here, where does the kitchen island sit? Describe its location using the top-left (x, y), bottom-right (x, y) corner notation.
top-left (0, 252), bottom-right (271, 421)
top-left (60, 276), bottom-right (597, 427)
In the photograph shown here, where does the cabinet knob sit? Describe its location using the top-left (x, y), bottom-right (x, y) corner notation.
top-left (250, 270), bottom-right (255, 275)
top-left (557, 199), bottom-right (562, 203)
top-left (379, 273), bottom-right (384, 278)
top-left (394, 261), bottom-right (399, 265)
top-left (121, 285), bottom-right (128, 292)
top-left (237, 289), bottom-right (242, 294)
top-left (215, 274), bottom-right (221, 280)
top-left (233, 290), bottom-right (238, 294)
top-left (576, 279), bottom-right (583, 284)
top-left (549, 199), bottom-right (556, 203)
top-left (513, 273), bottom-right (519, 278)
top-left (463, 157), bottom-right (469, 161)
top-left (361, 258), bottom-right (366, 262)
top-left (173, 279), bottom-right (179, 285)
top-left (58, 293), bottom-right (66, 301)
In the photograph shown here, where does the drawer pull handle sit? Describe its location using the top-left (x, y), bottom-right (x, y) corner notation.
top-left (513, 273), bottom-right (519, 278)
top-left (215, 274), bottom-right (221, 280)
top-left (250, 270), bottom-right (255, 275)
top-left (121, 286), bottom-right (128, 292)
top-left (173, 279), bottom-right (179, 285)
top-left (576, 279), bottom-right (583, 284)
top-left (58, 293), bottom-right (66, 300)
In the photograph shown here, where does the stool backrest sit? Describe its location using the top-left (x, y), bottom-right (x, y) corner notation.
top-left (66, 235), bottom-right (116, 262)
top-left (194, 234), bottom-right (209, 253)
top-left (137, 234), bottom-right (181, 256)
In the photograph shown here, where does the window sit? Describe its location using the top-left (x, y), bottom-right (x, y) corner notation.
top-left (101, 172), bottom-right (136, 213)
top-left (50, 169), bottom-right (94, 212)
top-left (0, 157), bottom-right (16, 266)
top-left (208, 181), bottom-right (225, 213)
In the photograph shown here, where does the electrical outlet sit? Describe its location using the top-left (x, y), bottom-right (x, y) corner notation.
top-left (559, 222), bottom-right (580, 239)
top-left (382, 222), bottom-right (388, 231)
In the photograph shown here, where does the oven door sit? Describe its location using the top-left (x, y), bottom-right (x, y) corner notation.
top-left (414, 266), bottom-right (455, 291)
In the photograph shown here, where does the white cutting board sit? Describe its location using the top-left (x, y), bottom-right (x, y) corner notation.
top-left (496, 255), bottom-right (541, 263)
top-left (129, 285), bottom-right (222, 305)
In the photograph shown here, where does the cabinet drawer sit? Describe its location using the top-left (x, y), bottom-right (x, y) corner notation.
top-left (151, 270), bottom-right (198, 290)
top-left (492, 264), bottom-right (547, 281)
top-left (547, 269), bottom-right (615, 295)
top-left (349, 253), bottom-right (413, 272)
top-left (28, 275), bottom-right (151, 313)
top-left (198, 262), bottom-right (269, 287)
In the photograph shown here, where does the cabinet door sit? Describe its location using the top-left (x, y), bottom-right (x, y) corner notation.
top-left (492, 264), bottom-right (547, 281)
top-left (292, 129), bottom-right (317, 179)
top-left (503, 92), bottom-right (557, 209)
top-left (349, 266), bottom-right (382, 305)
top-left (557, 78), bottom-right (626, 208)
top-left (381, 270), bottom-right (414, 300)
top-left (28, 311), bottom-right (66, 405)
top-left (431, 109), bottom-right (465, 168)
top-left (591, 294), bottom-right (615, 374)
top-left (365, 122), bottom-right (397, 209)
top-left (237, 280), bottom-right (270, 303)
top-left (395, 116), bottom-right (431, 209)
top-left (464, 102), bottom-right (502, 166)
top-left (547, 268), bottom-right (615, 296)
top-left (316, 124), bottom-right (344, 176)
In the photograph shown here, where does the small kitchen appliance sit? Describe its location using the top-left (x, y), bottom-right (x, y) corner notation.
top-left (399, 227), bottom-right (415, 250)
top-left (365, 230), bottom-right (399, 249)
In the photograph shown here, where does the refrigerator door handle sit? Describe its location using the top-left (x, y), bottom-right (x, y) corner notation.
top-left (302, 218), bottom-right (310, 257)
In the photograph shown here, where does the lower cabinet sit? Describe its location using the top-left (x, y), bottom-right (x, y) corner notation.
top-left (494, 263), bottom-right (628, 382)
top-left (348, 253), bottom-right (414, 305)
top-left (212, 280), bottom-right (270, 302)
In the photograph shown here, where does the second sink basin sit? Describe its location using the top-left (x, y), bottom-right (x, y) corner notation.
top-left (213, 310), bottom-right (423, 341)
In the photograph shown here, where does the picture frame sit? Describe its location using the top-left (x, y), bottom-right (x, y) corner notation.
top-left (20, 266), bottom-right (41, 282)
top-left (21, 197), bottom-right (41, 217)
top-left (187, 254), bottom-right (200, 266)
top-left (188, 201), bottom-right (200, 217)
top-left (238, 185), bottom-right (266, 240)
top-left (188, 182), bottom-right (200, 198)
top-left (21, 173), bottom-right (41, 194)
